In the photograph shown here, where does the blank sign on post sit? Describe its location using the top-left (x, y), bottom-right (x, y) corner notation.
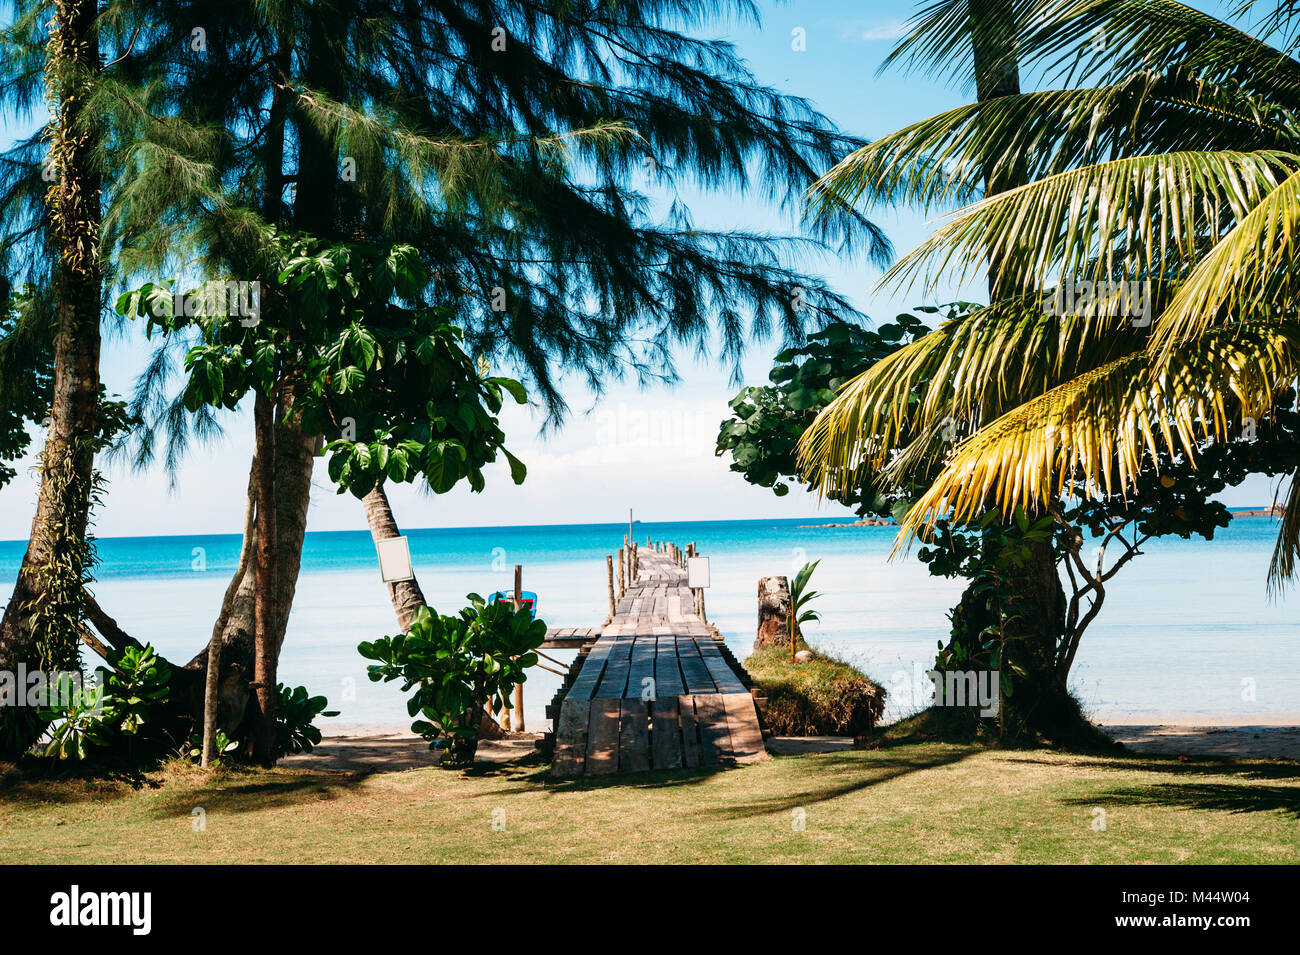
top-left (687, 556), bottom-right (710, 589)
top-left (376, 535), bottom-right (414, 582)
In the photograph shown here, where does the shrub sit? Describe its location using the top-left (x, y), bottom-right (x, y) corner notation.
top-left (38, 643), bottom-right (172, 763)
top-left (274, 684), bottom-right (339, 757)
top-left (358, 594), bottom-right (545, 767)
top-left (745, 643), bottom-right (885, 737)
top-left (185, 729), bottom-right (238, 766)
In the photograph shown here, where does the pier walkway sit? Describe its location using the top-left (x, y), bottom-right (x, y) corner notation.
top-left (549, 547), bottom-right (766, 776)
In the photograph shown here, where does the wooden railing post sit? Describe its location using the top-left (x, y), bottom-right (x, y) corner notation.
top-left (512, 563), bottom-right (524, 732)
top-left (606, 554), bottom-right (616, 617)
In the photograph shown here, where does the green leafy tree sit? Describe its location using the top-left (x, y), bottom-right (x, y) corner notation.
top-left (118, 234), bottom-right (527, 762)
top-left (717, 315), bottom-right (934, 514)
top-left (797, 0), bottom-right (1300, 741)
top-left (359, 595), bottom-right (546, 767)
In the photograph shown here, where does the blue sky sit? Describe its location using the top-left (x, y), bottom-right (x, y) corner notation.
top-left (0, 0), bottom-right (1279, 539)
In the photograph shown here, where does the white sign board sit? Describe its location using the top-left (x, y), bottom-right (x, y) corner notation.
top-left (376, 535), bottom-right (414, 583)
top-left (687, 556), bottom-right (710, 589)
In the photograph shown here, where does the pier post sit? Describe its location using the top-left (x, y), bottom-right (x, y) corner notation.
top-left (617, 548), bottom-right (625, 598)
top-left (606, 554), bottom-right (616, 617)
top-left (513, 564), bottom-right (525, 732)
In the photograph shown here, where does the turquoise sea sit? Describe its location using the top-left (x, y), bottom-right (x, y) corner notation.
top-left (1, 514), bottom-right (1295, 727)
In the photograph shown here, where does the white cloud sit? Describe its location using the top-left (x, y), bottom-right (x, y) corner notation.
top-left (852, 19), bottom-right (909, 42)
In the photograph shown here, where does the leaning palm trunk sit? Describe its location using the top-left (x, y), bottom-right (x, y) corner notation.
top-left (359, 481), bottom-right (503, 742)
top-left (0, 0), bottom-right (103, 755)
top-left (361, 483), bottom-right (428, 632)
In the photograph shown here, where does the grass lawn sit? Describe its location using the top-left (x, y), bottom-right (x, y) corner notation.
top-left (2, 744), bottom-right (1297, 864)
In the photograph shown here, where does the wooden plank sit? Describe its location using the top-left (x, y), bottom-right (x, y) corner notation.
top-left (551, 699), bottom-right (590, 777)
top-left (694, 693), bottom-right (734, 765)
top-left (694, 636), bottom-right (747, 693)
top-left (653, 635), bottom-right (685, 697)
top-left (676, 636), bottom-right (715, 693)
top-left (721, 692), bottom-right (766, 763)
top-left (618, 699), bottom-right (650, 772)
top-left (651, 698), bottom-right (682, 770)
top-left (678, 695), bottom-right (702, 768)
top-left (627, 635), bottom-right (656, 701)
top-left (585, 699), bottom-right (621, 774)
top-left (540, 637), bottom-right (590, 650)
top-left (564, 637), bottom-right (615, 701)
top-left (594, 634), bottom-right (634, 698)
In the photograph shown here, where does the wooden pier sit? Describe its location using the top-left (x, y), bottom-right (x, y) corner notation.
top-left (548, 544), bottom-right (766, 777)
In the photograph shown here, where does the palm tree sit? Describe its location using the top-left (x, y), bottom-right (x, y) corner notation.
top-left (801, 0), bottom-right (1300, 653)
top-left (787, 559), bottom-right (822, 663)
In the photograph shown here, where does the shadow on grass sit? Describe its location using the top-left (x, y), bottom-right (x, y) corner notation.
top-left (0, 759), bottom-right (162, 806)
top-left (498, 758), bottom-right (738, 795)
top-left (1062, 783), bottom-right (1300, 819)
top-left (704, 745), bottom-right (982, 819)
top-left (144, 771), bottom-right (370, 818)
top-left (488, 741), bottom-right (987, 799)
top-left (1002, 752), bottom-right (1300, 781)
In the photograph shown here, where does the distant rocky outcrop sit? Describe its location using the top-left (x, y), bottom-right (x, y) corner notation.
top-left (798, 517), bottom-right (896, 528)
top-left (1233, 504), bottom-right (1285, 518)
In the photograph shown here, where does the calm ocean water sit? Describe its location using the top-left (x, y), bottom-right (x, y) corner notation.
top-left (0, 515), bottom-right (1294, 727)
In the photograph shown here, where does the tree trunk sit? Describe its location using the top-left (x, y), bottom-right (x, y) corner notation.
top-left (202, 455), bottom-right (257, 766)
top-left (0, 0), bottom-right (103, 755)
top-left (754, 576), bottom-right (800, 653)
top-left (268, 384), bottom-right (320, 651)
top-left (937, 0), bottom-right (1099, 747)
top-left (250, 389), bottom-right (279, 766)
top-left (359, 480), bottom-right (503, 741)
top-left (361, 483), bottom-right (428, 632)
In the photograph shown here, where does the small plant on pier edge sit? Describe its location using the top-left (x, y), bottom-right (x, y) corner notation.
top-left (789, 560), bottom-right (823, 663)
top-left (358, 595), bottom-right (545, 767)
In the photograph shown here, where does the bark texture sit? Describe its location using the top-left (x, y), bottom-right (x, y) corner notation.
top-left (754, 576), bottom-right (801, 652)
top-left (0, 0), bottom-right (103, 754)
top-left (938, 0), bottom-right (1101, 746)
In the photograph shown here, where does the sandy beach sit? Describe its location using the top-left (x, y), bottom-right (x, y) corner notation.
top-left (283, 715), bottom-right (1300, 773)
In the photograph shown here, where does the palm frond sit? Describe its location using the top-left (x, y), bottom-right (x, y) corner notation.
top-left (1152, 165), bottom-right (1300, 350)
top-left (876, 149), bottom-right (1298, 296)
top-left (810, 73), bottom-right (1296, 219)
top-left (795, 295), bottom-right (1162, 499)
top-left (891, 321), bottom-right (1299, 541)
top-left (884, 0), bottom-right (1300, 103)
top-left (1267, 468), bottom-right (1300, 594)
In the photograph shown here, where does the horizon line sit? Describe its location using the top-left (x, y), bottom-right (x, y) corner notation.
top-left (0, 506), bottom-right (1279, 547)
